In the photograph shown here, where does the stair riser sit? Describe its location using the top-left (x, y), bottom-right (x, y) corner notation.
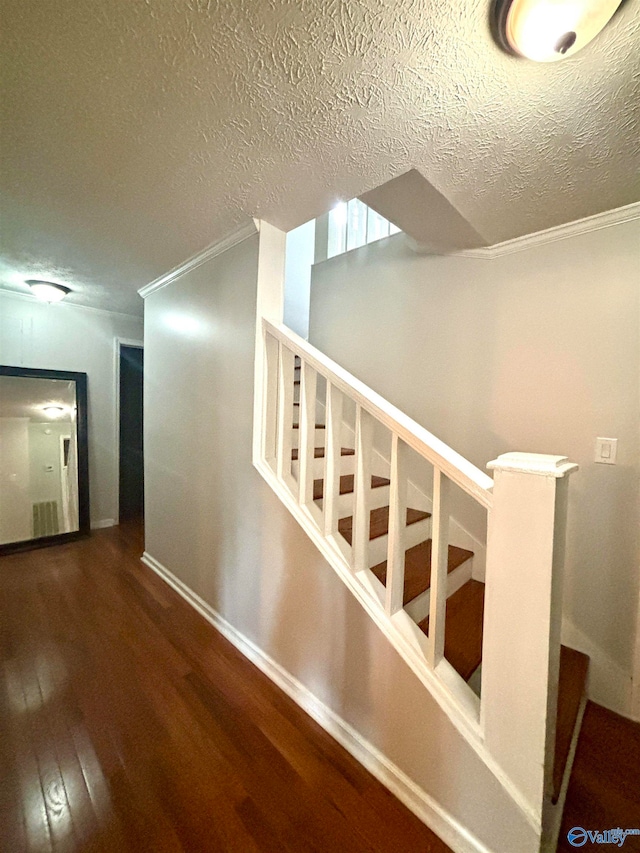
top-left (315, 484), bottom-right (391, 516)
top-left (364, 517), bottom-right (433, 567)
top-left (291, 428), bottom-right (326, 449)
top-left (292, 403), bottom-right (325, 425)
top-left (291, 456), bottom-right (356, 479)
top-left (403, 558), bottom-right (473, 624)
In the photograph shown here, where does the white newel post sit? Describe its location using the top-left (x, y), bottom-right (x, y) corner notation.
top-left (252, 220), bottom-right (286, 467)
top-left (481, 452), bottom-right (578, 824)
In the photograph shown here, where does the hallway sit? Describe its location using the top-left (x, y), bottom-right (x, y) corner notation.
top-left (0, 525), bottom-right (451, 852)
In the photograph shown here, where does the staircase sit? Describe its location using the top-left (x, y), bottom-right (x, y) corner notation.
top-left (290, 355), bottom-right (588, 808)
top-left (254, 306), bottom-right (588, 852)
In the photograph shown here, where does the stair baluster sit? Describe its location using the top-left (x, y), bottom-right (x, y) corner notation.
top-left (323, 382), bottom-right (343, 540)
top-left (427, 469), bottom-right (451, 669)
top-left (298, 361), bottom-right (317, 508)
top-left (276, 342), bottom-right (295, 485)
top-left (385, 434), bottom-right (408, 616)
top-left (353, 406), bottom-right (374, 574)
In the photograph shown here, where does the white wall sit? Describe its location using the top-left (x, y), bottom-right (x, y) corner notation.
top-left (308, 218), bottom-right (640, 715)
top-left (283, 219), bottom-right (315, 339)
top-left (0, 292), bottom-right (144, 527)
top-left (143, 235), bottom-right (540, 853)
top-left (28, 421), bottom-right (68, 507)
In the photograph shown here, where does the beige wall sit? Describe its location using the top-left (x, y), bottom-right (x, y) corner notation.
top-left (0, 292), bottom-right (144, 526)
top-left (309, 219), bottom-right (640, 710)
top-left (143, 234), bottom-right (541, 851)
top-left (0, 418), bottom-right (31, 543)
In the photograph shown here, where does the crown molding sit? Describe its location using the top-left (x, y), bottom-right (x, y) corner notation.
top-left (0, 287), bottom-right (143, 321)
top-left (139, 221), bottom-right (258, 299)
top-left (455, 202), bottom-right (640, 259)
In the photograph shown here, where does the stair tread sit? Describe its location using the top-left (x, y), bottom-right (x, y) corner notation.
top-left (418, 579), bottom-right (485, 681)
top-left (313, 475), bottom-right (390, 501)
top-left (338, 506), bottom-right (430, 546)
top-left (371, 540), bottom-right (474, 606)
top-left (552, 645), bottom-right (589, 804)
top-left (292, 423), bottom-right (326, 429)
top-left (291, 447), bottom-right (355, 460)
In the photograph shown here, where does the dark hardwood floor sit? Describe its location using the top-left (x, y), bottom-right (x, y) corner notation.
top-left (0, 524), bottom-right (451, 852)
top-left (558, 702), bottom-right (640, 852)
top-left (2, 525), bottom-right (640, 852)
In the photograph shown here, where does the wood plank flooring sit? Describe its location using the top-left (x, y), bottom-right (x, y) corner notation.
top-left (2, 524), bottom-right (640, 852)
top-left (0, 524), bottom-right (451, 853)
top-left (559, 702), bottom-right (640, 852)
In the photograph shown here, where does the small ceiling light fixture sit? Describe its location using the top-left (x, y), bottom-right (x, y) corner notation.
top-left (27, 280), bottom-right (71, 303)
top-left (43, 405), bottom-right (65, 418)
top-left (495, 0), bottom-right (623, 61)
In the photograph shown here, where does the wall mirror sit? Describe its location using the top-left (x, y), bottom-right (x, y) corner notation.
top-left (0, 366), bottom-right (90, 554)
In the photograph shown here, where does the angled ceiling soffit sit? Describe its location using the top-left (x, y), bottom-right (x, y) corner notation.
top-left (359, 169), bottom-right (489, 254)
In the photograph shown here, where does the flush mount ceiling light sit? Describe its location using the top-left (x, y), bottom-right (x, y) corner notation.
top-left (42, 405), bottom-right (65, 418)
top-left (495, 0), bottom-right (623, 61)
top-left (26, 280), bottom-right (71, 303)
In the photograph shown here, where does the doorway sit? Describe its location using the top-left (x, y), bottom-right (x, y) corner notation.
top-left (118, 344), bottom-right (144, 522)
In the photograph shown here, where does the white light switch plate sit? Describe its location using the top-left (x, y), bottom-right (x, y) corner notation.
top-left (595, 437), bottom-right (617, 464)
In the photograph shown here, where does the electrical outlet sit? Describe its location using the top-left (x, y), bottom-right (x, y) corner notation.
top-left (594, 437), bottom-right (617, 465)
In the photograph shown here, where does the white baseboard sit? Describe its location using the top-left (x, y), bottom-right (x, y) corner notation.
top-left (91, 518), bottom-right (116, 529)
top-left (141, 550), bottom-right (493, 853)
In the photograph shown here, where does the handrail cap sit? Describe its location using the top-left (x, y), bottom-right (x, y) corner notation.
top-left (487, 452), bottom-right (579, 478)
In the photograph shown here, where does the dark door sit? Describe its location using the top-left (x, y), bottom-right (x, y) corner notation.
top-left (119, 346), bottom-right (144, 522)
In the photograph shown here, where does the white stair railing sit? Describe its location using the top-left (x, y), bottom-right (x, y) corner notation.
top-left (253, 314), bottom-right (577, 838)
top-left (261, 319), bottom-right (492, 701)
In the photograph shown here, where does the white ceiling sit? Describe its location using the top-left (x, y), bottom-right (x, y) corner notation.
top-left (0, 376), bottom-right (76, 423)
top-left (1, 0), bottom-right (639, 317)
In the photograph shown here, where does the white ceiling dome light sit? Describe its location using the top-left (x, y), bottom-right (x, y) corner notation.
top-left (42, 405), bottom-right (65, 418)
top-left (495, 0), bottom-right (624, 61)
top-left (26, 280), bottom-right (72, 303)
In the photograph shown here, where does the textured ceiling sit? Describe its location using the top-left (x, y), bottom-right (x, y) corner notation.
top-left (1, 0), bottom-right (639, 316)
